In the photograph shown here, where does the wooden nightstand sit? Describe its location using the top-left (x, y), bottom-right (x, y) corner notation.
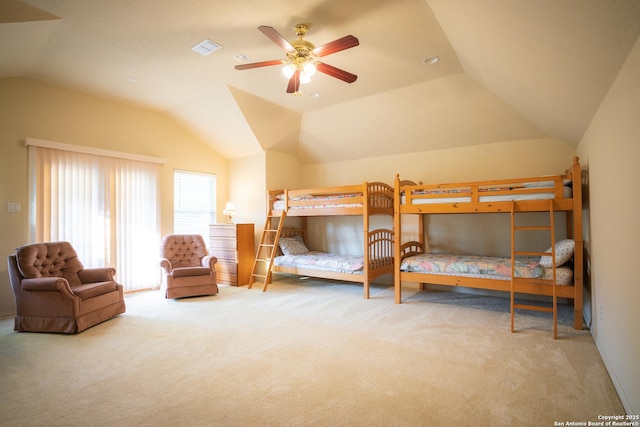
top-left (209, 223), bottom-right (255, 286)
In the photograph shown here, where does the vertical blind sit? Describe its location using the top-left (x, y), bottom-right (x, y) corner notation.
top-left (173, 170), bottom-right (217, 240)
top-left (28, 143), bottom-right (162, 292)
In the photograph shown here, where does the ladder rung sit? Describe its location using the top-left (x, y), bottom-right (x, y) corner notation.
top-left (256, 257), bottom-right (271, 262)
top-left (252, 273), bottom-right (267, 278)
top-left (513, 225), bottom-right (551, 231)
top-left (514, 303), bottom-right (554, 313)
top-left (259, 243), bottom-right (275, 248)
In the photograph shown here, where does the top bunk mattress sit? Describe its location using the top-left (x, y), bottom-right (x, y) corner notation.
top-left (270, 182), bottom-right (395, 214)
top-left (272, 193), bottom-right (363, 211)
top-left (403, 181), bottom-right (572, 205)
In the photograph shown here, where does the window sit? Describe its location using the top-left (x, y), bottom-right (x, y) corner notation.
top-left (27, 139), bottom-right (162, 292)
top-left (173, 170), bottom-right (217, 239)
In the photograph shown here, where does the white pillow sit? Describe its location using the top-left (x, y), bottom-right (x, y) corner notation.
top-left (540, 239), bottom-right (575, 267)
top-left (278, 235), bottom-right (309, 256)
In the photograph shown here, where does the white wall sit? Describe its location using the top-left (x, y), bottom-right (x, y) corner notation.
top-left (577, 36), bottom-right (640, 414)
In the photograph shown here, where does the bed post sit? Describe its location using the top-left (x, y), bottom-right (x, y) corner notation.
top-left (394, 174), bottom-right (402, 304)
top-left (363, 182), bottom-right (371, 299)
top-left (571, 156), bottom-right (584, 330)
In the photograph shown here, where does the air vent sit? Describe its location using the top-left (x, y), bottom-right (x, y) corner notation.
top-left (191, 39), bottom-right (222, 56)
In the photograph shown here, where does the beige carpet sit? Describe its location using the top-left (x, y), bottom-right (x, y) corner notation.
top-left (0, 276), bottom-right (623, 426)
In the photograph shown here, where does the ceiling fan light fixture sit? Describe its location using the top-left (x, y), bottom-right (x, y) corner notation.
top-left (300, 73), bottom-right (312, 84)
top-left (282, 63), bottom-right (296, 78)
top-left (303, 62), bottom-right (316, 76)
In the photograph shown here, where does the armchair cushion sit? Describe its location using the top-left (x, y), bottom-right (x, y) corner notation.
top-left (72, 282), bottom-right (119, 300)
top-left (16, 241), bottom-right (84, 287)
top-left (171, 266), bottom-right (212, 278)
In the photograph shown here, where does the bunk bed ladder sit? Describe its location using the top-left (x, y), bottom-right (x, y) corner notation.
top-left (510, 200), bottom-right (559, 339)
top-left (248, 211), bottom-right (286, 292)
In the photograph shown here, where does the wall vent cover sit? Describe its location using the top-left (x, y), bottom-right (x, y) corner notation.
top-left (191, 39), bottom-right (222, 56)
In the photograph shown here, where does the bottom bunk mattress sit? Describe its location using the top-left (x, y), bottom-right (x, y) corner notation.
top-left (274, 252), bottom-right (364, 275)
top-left (400, 253), bottom-right (573, 285)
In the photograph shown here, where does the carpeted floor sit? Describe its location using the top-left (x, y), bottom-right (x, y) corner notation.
top-left (0, 276), bottom-right (624, 426)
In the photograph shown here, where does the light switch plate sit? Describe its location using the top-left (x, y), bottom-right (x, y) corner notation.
top-left (7, 202), bottom-right (21, 212)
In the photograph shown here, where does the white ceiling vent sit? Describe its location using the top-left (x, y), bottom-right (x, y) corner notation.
top-left (191, 39), bottom-right (222, 56)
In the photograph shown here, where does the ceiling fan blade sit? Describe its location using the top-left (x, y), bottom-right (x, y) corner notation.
top-left (286, 70), bottom-right (300, 93)
top-left (259, 25), bottom-right (295, 52)
top-left (312, 35), bottom-right (359, 57)
top-left (315, 62), bottom-right (358, 83)
top-left (235, 59), bottom-right (286, 70)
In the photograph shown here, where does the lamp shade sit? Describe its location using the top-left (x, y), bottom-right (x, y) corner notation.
top-left (223, 202), bottom-right (236, 215)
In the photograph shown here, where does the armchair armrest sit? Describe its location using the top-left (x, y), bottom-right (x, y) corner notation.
top-left (78, 267), bottom-right (115, 283)
top-left (22, 277), bottom-right (70, 292)
top-left (159, 258), bottom-right (173, 274)
top-left (202, 255), bottom-right (217, 270)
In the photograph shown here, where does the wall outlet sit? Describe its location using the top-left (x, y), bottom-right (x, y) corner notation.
top-left (7, 202), bottom-right (21, 212)
top-left (599, 304), bottom-right (604, 321)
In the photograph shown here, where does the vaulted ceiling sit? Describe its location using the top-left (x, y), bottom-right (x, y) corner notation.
top-left (1, 0), bottom-right (639, 164)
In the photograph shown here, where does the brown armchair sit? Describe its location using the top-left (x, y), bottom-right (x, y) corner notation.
top-left (159, 234), bottom-right (218, 299)
top-left (8, 241), bottom-right (126, 333)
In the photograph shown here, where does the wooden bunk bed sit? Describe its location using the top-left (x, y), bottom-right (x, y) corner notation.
top-left (253, 182), bottom-right (395, 298)
top-left (393, 157), bottom-right (584, 332)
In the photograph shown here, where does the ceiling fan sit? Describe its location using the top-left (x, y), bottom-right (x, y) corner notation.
top-left (235, 24), bottom-right (359, 94)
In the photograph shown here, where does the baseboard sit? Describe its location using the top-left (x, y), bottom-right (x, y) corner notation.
top-left (593, 334), bottom-right (634, 414)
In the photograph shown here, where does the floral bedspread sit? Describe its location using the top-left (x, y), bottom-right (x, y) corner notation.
top-left (400, 254), bottom-right (545, 279)
top-left (274, 252), bottom-right (364, 273)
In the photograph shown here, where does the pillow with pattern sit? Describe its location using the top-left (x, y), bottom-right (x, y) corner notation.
top-left (540, 239), bottom-right (575, 267)
top-left (279, 235), bottom-right (310, 256)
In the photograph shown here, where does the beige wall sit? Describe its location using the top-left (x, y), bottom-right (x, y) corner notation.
top-left (300, 137), bottom-right (576, 186)
top-left (576, 36), bottom-right (640, 414)
top-left (266, 150), bottom-right (303, 191)
top-left (228, 153), bottom-right (267, 251)
top-left (0, 78), bottom-right (229, 316)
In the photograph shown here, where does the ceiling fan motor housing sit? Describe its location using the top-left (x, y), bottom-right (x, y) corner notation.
top-left (288, 24), bottom-right (316, 67)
